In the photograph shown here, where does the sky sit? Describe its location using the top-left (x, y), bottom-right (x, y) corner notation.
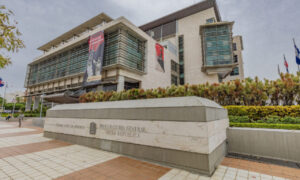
top-left (1, 0), bottom-right (300, 94)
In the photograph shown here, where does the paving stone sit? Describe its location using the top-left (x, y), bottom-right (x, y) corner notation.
top-left (0, 121), bottom-right (297, 180)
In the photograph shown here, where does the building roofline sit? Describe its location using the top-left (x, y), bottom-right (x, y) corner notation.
top-left (30, 17), bottom-right (152, 66)
top-left (38, 13), bottom-right (113, 51)
top-left (139, 0), bottom-right (221, 31)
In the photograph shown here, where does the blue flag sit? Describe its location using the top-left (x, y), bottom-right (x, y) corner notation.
top-left (0, 78), bottom-right (4, 87)
top-left (294, 39), bottom-right (300, 65)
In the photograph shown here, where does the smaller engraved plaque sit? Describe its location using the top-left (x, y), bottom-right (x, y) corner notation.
top-left (90, 122), bottom-right (97, 135)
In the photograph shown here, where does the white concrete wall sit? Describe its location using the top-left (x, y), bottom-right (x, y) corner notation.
top-left (177, 8), bottom-right (219, 84)
top-left (45, 118), bottom-right (228, 154)
top-left (228, 127), bottom-right (300, 163)
top-left (224, 36), bottom-right (245, 82)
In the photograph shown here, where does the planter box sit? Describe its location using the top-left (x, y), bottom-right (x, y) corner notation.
top-left (44, 96), bottom-right (229, 176)
top-left (228, 127), bottom-right (300, 163)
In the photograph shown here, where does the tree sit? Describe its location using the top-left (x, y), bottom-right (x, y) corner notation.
top-left (0, 5), bottom-right (25, 68)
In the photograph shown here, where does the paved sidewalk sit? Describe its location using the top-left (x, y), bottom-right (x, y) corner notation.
top-left (0, 121), bottom-right (299, 180)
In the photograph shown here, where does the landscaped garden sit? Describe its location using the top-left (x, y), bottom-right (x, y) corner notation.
top-left (78, 73), bottom-right (300, 130)
top-left (0, 101), bottom-right (47, 118)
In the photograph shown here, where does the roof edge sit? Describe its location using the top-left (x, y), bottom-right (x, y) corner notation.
top-left (38, 12), bottom-right (113, 51)
top-left (139, 0), bottom-right (221, 31)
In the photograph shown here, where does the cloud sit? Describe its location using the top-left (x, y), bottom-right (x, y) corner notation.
top-left (0, 0), bottom-right (299, 95)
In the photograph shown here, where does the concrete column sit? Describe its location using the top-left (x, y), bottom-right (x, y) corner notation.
top-left (117, 76), bottom-right (125, 92)
top-left (25, 97), bottom-right (32, 112)
top-left (33, 96), bottom-right (40, 110)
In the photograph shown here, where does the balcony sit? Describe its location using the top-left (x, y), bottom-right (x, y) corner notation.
top-left (200, 22), bottom-right (237, 75)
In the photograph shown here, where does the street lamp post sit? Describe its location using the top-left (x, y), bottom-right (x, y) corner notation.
top-left (12, 95), bottom-right (18, 118)
top-left (39, 94), bottom-right (44, 119)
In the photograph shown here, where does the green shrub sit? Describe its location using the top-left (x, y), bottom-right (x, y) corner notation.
top-left (264, 115), bottom-right (281, 124)
top-left (79, 72), bottom-right (300, 106)
top-left (229, 115), bottom-right (300, 124)
top-left (225, 106), bottom-right (300, 120)
top-left (230, 122), bottom-right (300, 130)
top-left (280, 116), bottom-right (300, 124)
top-left (229, 116), bottom-right (251, 123)
top-left (0, 113), bottom-right (19, 118)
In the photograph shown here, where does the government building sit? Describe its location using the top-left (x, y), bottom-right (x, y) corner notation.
top-left (24, 0), bottom-right (244, 110)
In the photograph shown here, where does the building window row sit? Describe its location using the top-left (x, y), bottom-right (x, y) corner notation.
top-left (26, 29), bottom-right (146, 87)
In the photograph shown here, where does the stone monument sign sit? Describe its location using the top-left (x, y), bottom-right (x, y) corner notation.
top-left (44, 96), bottom-right (229, 176)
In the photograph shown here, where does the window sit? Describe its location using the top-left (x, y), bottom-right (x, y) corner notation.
top-left (178, 36), bottom-right (184, 85)
top-left (28, 29), bottom-right (146, 87)
top-left (202, 24), bottom-right (234, 67)
top-left (103, 84), bottom-right (117, 92)
top-left (171, 60), bottom-right (178, 72)
top-left (230, 67), bottom-right (239, 76)
top-left (234, 55), bottom-right (238, 63)
top-left (124, 82), bottom-right (140, 90)
top-left (146, 20), bottom-right (177, 40)
top-left (233, 43), bottom-right (237, 51)
top-left (206, 18), bottom-right (216, 24)
top-left (171, 75), bottom-right (178, 85)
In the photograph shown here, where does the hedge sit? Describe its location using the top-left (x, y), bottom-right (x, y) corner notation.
top-left (229, 115), bottom-right (300, 124)
top-left (1, 113), bottom-right (19, 118)
top-left (1, 113), bottom-right (45, 118)
top-left (230, 122), bottom-right (300, 130)
top-left (4, 103), bottom-right (25, 111)
top-left (225, 106), bottom-right (300, 120)
top-left (79, 72), bottom-right (300, 106)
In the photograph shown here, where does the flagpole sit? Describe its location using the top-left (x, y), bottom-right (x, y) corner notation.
top-left (1, 83), bottom-right (7, 115)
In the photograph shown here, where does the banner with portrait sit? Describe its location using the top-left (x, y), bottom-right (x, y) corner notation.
top-left (83, 31), bottom-right (105, 87)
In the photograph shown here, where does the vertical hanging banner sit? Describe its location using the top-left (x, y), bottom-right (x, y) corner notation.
top-left (155, 43), bottom-right (165, 72)
top-left (83, 31), bottom-right (105, 87)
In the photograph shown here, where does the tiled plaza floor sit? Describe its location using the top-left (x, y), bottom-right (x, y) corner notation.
top-left (0, 120), bottom-right (299, 180)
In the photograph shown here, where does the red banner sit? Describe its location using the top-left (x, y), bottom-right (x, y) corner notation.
top-left (155, 43), bottom-right (165, 72)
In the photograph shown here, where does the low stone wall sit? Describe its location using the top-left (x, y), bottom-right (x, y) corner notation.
top-left (44, 96), bottom-right (229, 176)
top-left (227, 127), bottom-right (300, 163)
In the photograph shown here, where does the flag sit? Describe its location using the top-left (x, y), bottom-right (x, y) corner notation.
top-left (284, 55), bottom-right (289, 73)
top-left (294, 39), bottom-right (300, 65)
top-left (0, 78), bottom-right (4, 88)
top-left (277, 64), bottom-right (281, 76)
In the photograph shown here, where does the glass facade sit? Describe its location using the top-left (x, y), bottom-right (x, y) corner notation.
top-left (171, 60), bottom-right (179, 86)
top-left (178, 36), bottom-right (185, 85)
top-left (171, 75), bottom-right (178, 85)
top-left (26, 29), bottom-right (145, 87)
top-left (202, 24), bottom-right (233, 66)
top-left (171, 60), bottom-right (178, 73)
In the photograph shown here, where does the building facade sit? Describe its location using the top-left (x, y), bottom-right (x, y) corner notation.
top-left (24, 0), bottom-right (244, 109)
top-left (223, 36), bottom-right (245, 82)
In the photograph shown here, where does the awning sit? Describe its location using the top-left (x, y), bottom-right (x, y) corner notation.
top-left (43, 92), bottom-right (79, 104)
